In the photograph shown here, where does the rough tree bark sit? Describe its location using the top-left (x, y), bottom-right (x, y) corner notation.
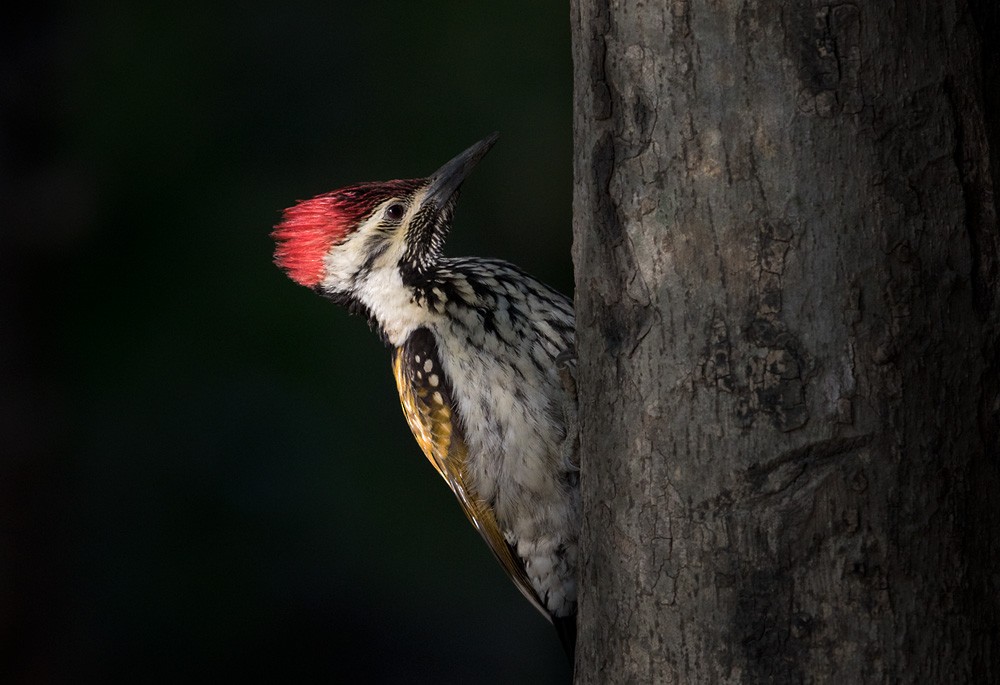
top-left (570, 1), bottom-right (1000, 682)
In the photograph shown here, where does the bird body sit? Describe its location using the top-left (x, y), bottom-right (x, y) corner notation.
top-left (272, 135), bottom-right (579, 657)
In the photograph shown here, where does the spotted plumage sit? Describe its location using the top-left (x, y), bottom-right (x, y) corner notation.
top-left (393, 328), bottom-right (549, 618)
top-left (272, 134), bottom-right (579, 660)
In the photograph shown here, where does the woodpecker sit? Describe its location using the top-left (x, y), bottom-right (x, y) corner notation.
top-left (272, 134), bottom-right (579, 658)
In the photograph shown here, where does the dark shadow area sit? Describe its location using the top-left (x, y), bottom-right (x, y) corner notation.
top-left (1, 2), bottom-right (573, 682)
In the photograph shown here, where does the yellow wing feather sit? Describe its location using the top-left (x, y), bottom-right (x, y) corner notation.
top-left (392, 347), bottom-right (548, 619)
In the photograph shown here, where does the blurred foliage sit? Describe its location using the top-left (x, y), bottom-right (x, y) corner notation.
top-left (1, 1), bottom-right (572, 682)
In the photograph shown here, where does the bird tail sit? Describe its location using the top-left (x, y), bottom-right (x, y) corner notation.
top-left (553, 614), bottom-right (577, 663)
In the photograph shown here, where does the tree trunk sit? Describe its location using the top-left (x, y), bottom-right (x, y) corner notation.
top-left (570, 1), bottom-right (1000, 682)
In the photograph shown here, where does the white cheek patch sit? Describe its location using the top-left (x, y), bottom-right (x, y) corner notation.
top-left (320, 211), bottom-right (406, 284)
top-left (319, 213), bottom-right (426, 346)
top-left (322, 230), bottom-right (370, 284)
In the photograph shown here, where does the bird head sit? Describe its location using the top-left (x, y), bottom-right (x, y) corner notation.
top-left (272, 133), bottom-right (498, 299)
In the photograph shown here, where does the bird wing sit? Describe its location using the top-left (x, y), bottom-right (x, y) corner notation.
top-left (392, 328), bottom-right (548, 619)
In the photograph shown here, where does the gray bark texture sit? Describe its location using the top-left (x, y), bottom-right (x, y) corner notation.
top-left (570, 0), bottom-right (1000, 682)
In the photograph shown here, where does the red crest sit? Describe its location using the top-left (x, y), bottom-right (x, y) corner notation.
top-left (272, 179), bottom-right (422, 287)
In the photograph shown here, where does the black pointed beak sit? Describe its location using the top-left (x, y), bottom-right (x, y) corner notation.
top-left (423, 132), bottom-right (499, 208)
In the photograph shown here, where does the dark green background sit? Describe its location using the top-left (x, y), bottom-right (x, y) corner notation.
top-left (3, 2), bottom-right (573, 682)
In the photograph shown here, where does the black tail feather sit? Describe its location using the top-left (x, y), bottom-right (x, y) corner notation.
top-left (553, 614), bottom-right (577, 663)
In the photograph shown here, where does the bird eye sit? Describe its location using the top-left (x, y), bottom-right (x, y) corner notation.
top-left (386, 203), bottom-right (405, 221)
